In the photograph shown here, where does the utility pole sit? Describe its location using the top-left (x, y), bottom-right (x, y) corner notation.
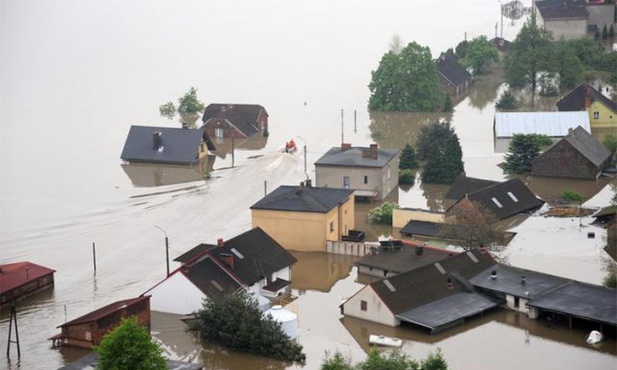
top-left (6, 305), bottom-right (20, 360)
top-left (92, 242), bottom-right (97, 275)
top-left (341, 109), bottom-right (344, 144)
top-left (264, 180), bottom-right (267, 196)
top-left (303, 145), bottom-right (308, 178)
top-left (353, 110), bottom-right (357, 133)
top-left (155, 226), bottom-right (170, 277)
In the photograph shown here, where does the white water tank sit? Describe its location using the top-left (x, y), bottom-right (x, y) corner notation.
top-left (264, 305), bottom-right (298, 340)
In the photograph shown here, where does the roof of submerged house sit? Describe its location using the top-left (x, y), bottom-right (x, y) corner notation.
top-left (556, 82), bottom-right (617, 113)
top-left (0, 261), bottom-right (56, 294)
top-left (250, 185), bottom-right (354, 213)
top-left (201, 103), bottom-right (267, 137)
top-left (445, 175), bottom-right (500, 201)
top-left (436, 54), bottom-right (472, 87)
top-left (355, 241), bottom-right (455, 275)
top-left (314, 146), bottom-right (399, 168)
top-left (535, 0), bottom-right (588, 20)
top-left (559, 126), bottom-right (611, 167)
top-left (58, 296), bottom-right (150, 328)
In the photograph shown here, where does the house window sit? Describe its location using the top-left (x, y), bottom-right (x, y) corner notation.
top-left (593, 111), bottom-right (599, 119)
top-left (215, 127), bottom-right (224, 138)
top-left (360, 300), bottom-right (367, 311)
top-left (514, 296), bottom-right (520, 309)
top-left (330, 221), bottom-right (334, 233)
top-left (363, 175), bottom-right (368, 184)
top-left (343, 176), bottom-right (350, 189)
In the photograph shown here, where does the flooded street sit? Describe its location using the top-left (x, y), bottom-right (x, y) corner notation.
top-left (1, 1), bottom-right (616, 369)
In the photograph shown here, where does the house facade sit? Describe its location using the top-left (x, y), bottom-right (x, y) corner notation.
top-left (314, 144), bottom-right (399, 201)
top-left (51, 296), bottom-right (151, 349)
top-left (201, 103), bottom-right (268, 139)
top-left (1, 261), bottom-right (55, 307)
top-left (531, 126), bottom-right (611, 179)
top-left (251, 184), bottom-right (355, 252)
top-left (535, 0), bottom-right (588, 40)
top-left (556, 82), bottom-right (617, 130)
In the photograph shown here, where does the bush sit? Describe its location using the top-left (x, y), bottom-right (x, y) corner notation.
top-left (495, 91), bottom-right (517, 110)
top-left (368, 202), bottom-right (398, 224)
top-left (603, 270), bottom-right (617, 288)
top-left (530, 133), bottom-right (552, 148)
top-left (561, 189), bottom-right (584, 203)
top-left (399, 169), bottom-right (415, 185)
top-left (399, 143), bottom-right (418, 170)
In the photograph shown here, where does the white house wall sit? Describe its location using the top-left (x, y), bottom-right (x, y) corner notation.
top-left (343, 286), bottom-right (399, 327)
top-left (146, 272), bottom-right (206, 315)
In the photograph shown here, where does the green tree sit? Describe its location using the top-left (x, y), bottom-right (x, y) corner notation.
top-left (463, 36), bottom-right (498, 75)
top-left (420, 349), bottom-right (449, 370)
top-left (551, 39), bottom-right (583, 89)
top-left (495, 90), bottom-right (517, 110)
top-left (609, 25), bottom-right (614, 38)
top-left (504, 16), bottom-right (553, 93)
top-left (320, 348), bottom-right (448, 370)
top-left (321, 351), bottom-right (355, 370)
top-left (602, 24), bottom-right (608, 40)
top-left (443, 94), bottom-right (453, 112)
top-left (418, 121), bottom-right (464, 184)
top-left (368, 202), bottom-right (398, 224)
top-left (399, 143), bottom-right (418, 170)
top-left (159, 87), bottom-right (205, 128)
top-left (399, 169), bottom-right (415, 185)
top-left (94, 317), bottom-right (166, 370)
top-left (440, 199), bottom-right (504, 251)
top-left (191, 291), bottom-right (305, 364)
top-left (503, 134), bottom-right (540, 173)
top-left (454, 40), bottom-right (469, 60)
top-left (368, 42), bottom-right (446, 112)
top-left (603, 270), bottom-right (617, 288)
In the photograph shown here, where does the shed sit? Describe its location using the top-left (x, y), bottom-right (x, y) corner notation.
top-left (494, 111), bottom-right (590, 138)
top-left (0, 261), bottom-right (55, 307)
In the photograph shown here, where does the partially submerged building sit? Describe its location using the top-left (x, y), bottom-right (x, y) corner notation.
top-left (0, 261), bottom-right (55, 307)
top-left (201, 103), bottom-right (268, 139)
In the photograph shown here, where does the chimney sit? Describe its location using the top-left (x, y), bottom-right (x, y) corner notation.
top-left (521, 275), bottom-right (526, 284)
top-left (152, 131), bottom-right (162, 150)
top-left (446, 277), bottom-right (454, 289)
top-left (26, 266), bottom-right (30, 280)
top-left (585, 86), bottom-right (591, 108)
top-left (490, 270), bottom-right (497, 279)
top-left (362, 144), bottom-right (379, 159)
top-left (341, 143), bottom-right (352, 151)
top-left (305, 179), bottom-right (312, 187)
top-left (219, 253), bottom-right (235, 270)
top-left (217, 238), bottom-right (224, 247)
top-left (415, 244), bottom-right (424, 257)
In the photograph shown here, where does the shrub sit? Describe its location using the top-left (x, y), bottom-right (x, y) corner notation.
top-left (561, 189), bottom-right (584, 203)
top-left (399, 169), bottom-right (415, 185)
top-left (368, 202), bottom-right (398, 224)
top-left (603, 270), bottom-right (617, 288)
top-left (495, 90), bottom-right (517, 110)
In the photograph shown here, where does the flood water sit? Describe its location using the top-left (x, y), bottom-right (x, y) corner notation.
top-left (1, 1), bottom-right (616, 369)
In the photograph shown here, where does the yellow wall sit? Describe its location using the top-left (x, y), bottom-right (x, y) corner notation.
top-left (392, 208), bottom-right (445, 228)
top-left (589, 101), bottom-right (617, 129)
top-left (251, 196), bottom-right (354, 252)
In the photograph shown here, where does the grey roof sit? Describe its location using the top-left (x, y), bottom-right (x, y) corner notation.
top-left (250, 185), bottom-right (353, 213)
top-left (556, 82), bottom-right (617, 113)
top-left (314, 146), bottom-right (398, 168)
top-left (183, 256), bottom-right (242, 296)
top-left (176, 228), bottom-right (297, 287)
top-left (449, 178), bottom-right (544, 220)
top-left (526, 281), bottom-right (617, 326)
top-left (562, 126), bottom-right (611, 167)
top-left (536, 0), bottom-right (588, 20)
top-left (396, 292), bottom-right (499, 333)
top-left (494, 112), bottom-right (590, 138)
top-left (355, 242), bottom-right (453, 275)
top-left (399, 220), bottom-right (442, 237)
top-left (489, 37), bottom-right (511, 53)
top-left (436, 54), bottom-right (472, 87)
top-left (445, 175), bottom-right (499, 200)
top-left (201, 103), bottom-right (267, 138)
top-left (56, 352), bottom-right (203, 370)
top-left (120, 125), bottom-right (210, 165)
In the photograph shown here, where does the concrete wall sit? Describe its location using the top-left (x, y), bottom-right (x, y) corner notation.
top-left (392, 208), bottom-right (445, 229)
top-left (544, 19), bottom-right (587, 40)
top-left (147, 272), bottom-right (206, 315)
top-left (342, 286), bottom-right (399, 327)
top-left (586, 4), bottom-right (616, 31)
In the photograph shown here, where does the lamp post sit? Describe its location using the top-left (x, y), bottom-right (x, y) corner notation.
top-left (296, 136), bottom-right (308, 180)
top-left (155, 226), bottom-right (170, 277)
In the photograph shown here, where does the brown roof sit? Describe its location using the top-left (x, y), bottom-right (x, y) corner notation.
top-left (58, 296), bottom-right (150, 327)
top-left (0, 261), bottom-right (55, 294)
top-left (201, 103), bottom-right (267, 138)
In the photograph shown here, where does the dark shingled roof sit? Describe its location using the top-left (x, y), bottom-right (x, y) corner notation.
top-left (370, 249), bottom-right (496, 315)
top-left (449, 178), bottom-right (544, 220)
top-left (175, 228), bottom-right (297, 287)
top-left (355, 241), bottom-right (454, 275)
top-left (445, 175), bottom-right (499, 201)
top-left (250, 185), bottom-right (353, 213)
top-left (58, 296), bottom-right (150, 327)
top-left (182, 257), bottom-right (242, 296)
top-left (56, 352), bottom-right (204, 370)
top-left (562, 126), bottom-right (611, 167)
top-left (536, 0), bottom-right (588, 19)
top-left (314, 146), bottom-right (398, 168)
top-left (201, 103), bottom-right (267, 138)
top-left (436, 54), bottom-right (472, 88)
top-left (120, 125), bottom-right (213, 165)
top-left (489, 37), bottom-right (511, 53)
top-left (556, 82), bottom-right (617, 113)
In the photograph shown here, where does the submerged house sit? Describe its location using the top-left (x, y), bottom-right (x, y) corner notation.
top-left (143, 228), bottom-right (296, 314)
top-left (436, 54), bottom-right (472, 96)
top-left (535, 0), bottom-right (588, 40)
top-left (531, 126), bottom-right (611, 180)
top-left (201, 103), bottom-right (268, 139)
top-left (0, 261), bottom-right (55, 307)
top-left (120, 125), bottom-right (215, 165)
top-left (314, 143), bottom-right (399, 201)
top-left (251, 183), bottom-right (355, 252)
top-left (50, 296), bottom-right (151, 349)
top-left (556, 82), bottom-right (617, 130)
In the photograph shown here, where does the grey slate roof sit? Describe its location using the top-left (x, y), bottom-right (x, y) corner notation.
top-left (536, 0), bottom-right (588, 20)
top-left (314, 146), bottom-right (399, 168)
top-left (445, 175), bottom-right (499, 200)
top-left (355, 242), bottom-right (453, 275)
top-left (183, 256), bottom-right (242, 296)
top-left (562, 126), bottom-right (611, 167)
top-left (56, 352), bottom-right (203, 370)
top-left (436, 54), bottom-right (472, 87)
top-left (449, 178), bottom-right (544, 220)
top-left (556, 82), bottom-right (617, 113)
top-left (120, 125), bottom-right (211, 165)
top-left (201, 103), bottom-right (267, 138)
top-left (175, 228), bottom-right (297, 287)
top-left (250, 185), bottom-right (353, 213)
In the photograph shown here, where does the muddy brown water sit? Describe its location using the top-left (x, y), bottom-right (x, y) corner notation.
top-left (1, 1), bottom-right (616, 369)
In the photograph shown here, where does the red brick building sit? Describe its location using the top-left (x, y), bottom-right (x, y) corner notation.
top-left (51, 295), bottom-right (151, 349)
top-left (0, 261), bottom-right (55, 307)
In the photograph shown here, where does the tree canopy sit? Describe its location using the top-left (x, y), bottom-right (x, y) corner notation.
top-left (441, 199), bottom-right (504, 251)
top-left (320, 348), bottom-right (448, 370)
top-left (399, 143), bottom-right (419, 170)
top-left (503, 134), bottom-right (541, 173)
top-left (159, 87), bottom-right (205, 127)
top-left (94, 317), bottom-right (167, 370)
top-left (462, 36), bottom-right (498, 75)
top-left (368, 42), bottom-right (446, 112)
top-left (417, 121), bottom-right (464, 185)
top-left (190, 291), bottom-right (306, 364)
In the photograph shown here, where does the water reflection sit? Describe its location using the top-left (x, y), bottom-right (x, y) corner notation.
top-left (468, 67), bottom-right (503, 110)
top-left (517, 175), bottom-right (611, 206)
top-left (369, 112), bottom-right (452, 149)
top-left (211, 135), bottom-right (268, 160)
top-left (121, 156), bottom-right (215, 187)
top-left (290, 252), bottom-right (358, 293)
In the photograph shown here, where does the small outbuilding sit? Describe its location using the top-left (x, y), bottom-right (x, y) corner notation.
top-left (0, 261), bottom-right (55, 307)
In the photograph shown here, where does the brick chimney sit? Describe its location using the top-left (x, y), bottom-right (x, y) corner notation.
top-left (341, 143), bottom-right (352, 151)
top-left (362, 144), bottom-right (379, 159)
top-left (217, 238), bottom-right (224, 247)
top-left (585, 85), bottom-right (591, 109)
top-left (219, 253), bottom-right (235, 270)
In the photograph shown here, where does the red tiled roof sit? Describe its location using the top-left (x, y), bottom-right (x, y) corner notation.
top-left (58, 295), bottom-right (150, 327)
top-left (0, 261), bottom-right (55, 294)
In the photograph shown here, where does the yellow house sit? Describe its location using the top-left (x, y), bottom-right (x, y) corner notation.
top-left (250, 184), bottom-right (355, 252)
top-left (556, 82), bottom-right (617, 130)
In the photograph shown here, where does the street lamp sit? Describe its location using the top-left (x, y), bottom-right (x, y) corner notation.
top-left (296, 136), bottom-right (308, 180)
top-left (155, 225), bottom-right (170, 277)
